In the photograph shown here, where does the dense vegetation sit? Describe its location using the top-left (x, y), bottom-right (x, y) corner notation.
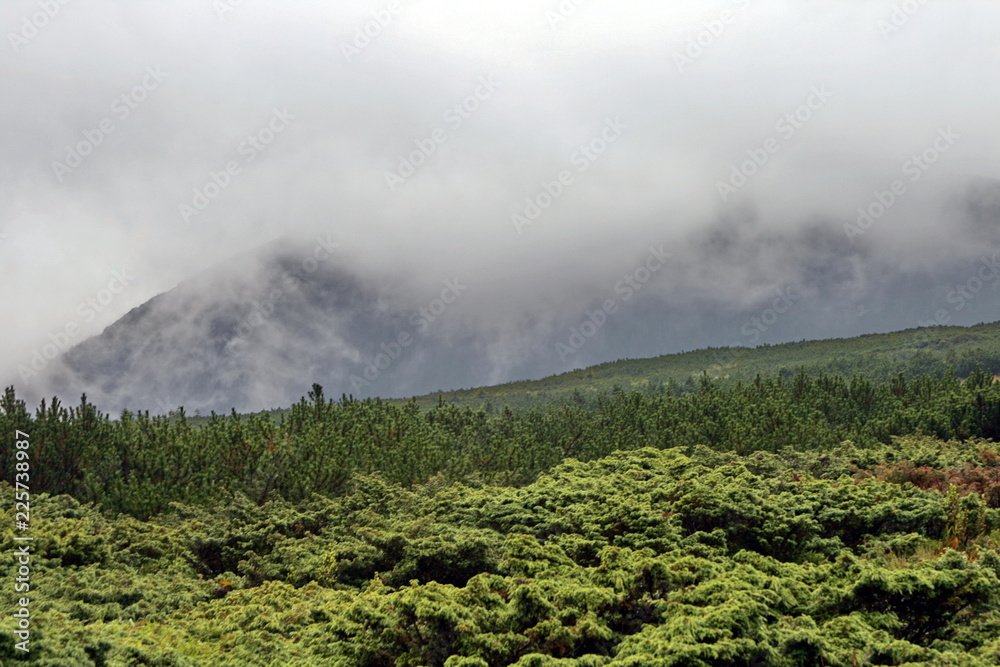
top-left (3, 438), bottom-right (1000, 665)
top-left (4, 369), bottom-right (1000, 518)
top-left (404, 322), bottom-right (1000, 410)
top-left (4, 327), bottom-right (1000, 664)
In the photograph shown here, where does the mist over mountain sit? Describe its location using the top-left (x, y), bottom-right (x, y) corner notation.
top-left (27, 238), bottom-right (488, 412)
top-left (4, 1), bottom-right (999, 413)
top-left (17, 175), bottom-right (999, 414)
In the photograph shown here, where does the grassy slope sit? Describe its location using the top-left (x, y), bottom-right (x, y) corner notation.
top-left (399, 321), bottom-right (1000, 409)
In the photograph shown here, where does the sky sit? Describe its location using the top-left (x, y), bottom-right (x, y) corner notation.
top-left (2, 0), bottom-right (999, 392)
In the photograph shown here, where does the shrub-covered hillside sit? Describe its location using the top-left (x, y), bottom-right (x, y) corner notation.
top-left (403, 322), bottom-right (1000, 410)
top-left (3, 438), bottom-right (1000, 665)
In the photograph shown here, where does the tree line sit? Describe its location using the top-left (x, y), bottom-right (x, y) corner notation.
top-left (4, 368), bottom-right (1000, 518)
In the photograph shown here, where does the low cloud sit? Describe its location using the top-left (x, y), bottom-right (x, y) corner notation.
top-left (3, 0), bottom-right (999, 408)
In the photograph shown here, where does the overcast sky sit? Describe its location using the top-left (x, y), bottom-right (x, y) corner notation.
top-left (2, 0), bottom-right (999, 387)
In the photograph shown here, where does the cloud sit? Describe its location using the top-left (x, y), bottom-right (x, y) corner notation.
top-left (2, 0), bottom-right (999, 401)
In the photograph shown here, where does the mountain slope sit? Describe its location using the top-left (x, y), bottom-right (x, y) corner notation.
top-left (405, 321), bottom-right (1000, 409)
top-left (34, 238), bottom-right (491, 413)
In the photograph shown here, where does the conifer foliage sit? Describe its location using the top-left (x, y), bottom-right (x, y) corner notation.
top-left (2, 372), bottom-right (1000, 664)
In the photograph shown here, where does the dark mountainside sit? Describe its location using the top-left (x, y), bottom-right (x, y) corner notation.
top-left (34, 238), bottom-right (495, 413)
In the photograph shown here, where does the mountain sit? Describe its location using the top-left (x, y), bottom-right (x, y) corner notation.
top-left (30, 237), bottom-right (498, 413)
top-left (17, 177), bottom-right (1000, 414)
